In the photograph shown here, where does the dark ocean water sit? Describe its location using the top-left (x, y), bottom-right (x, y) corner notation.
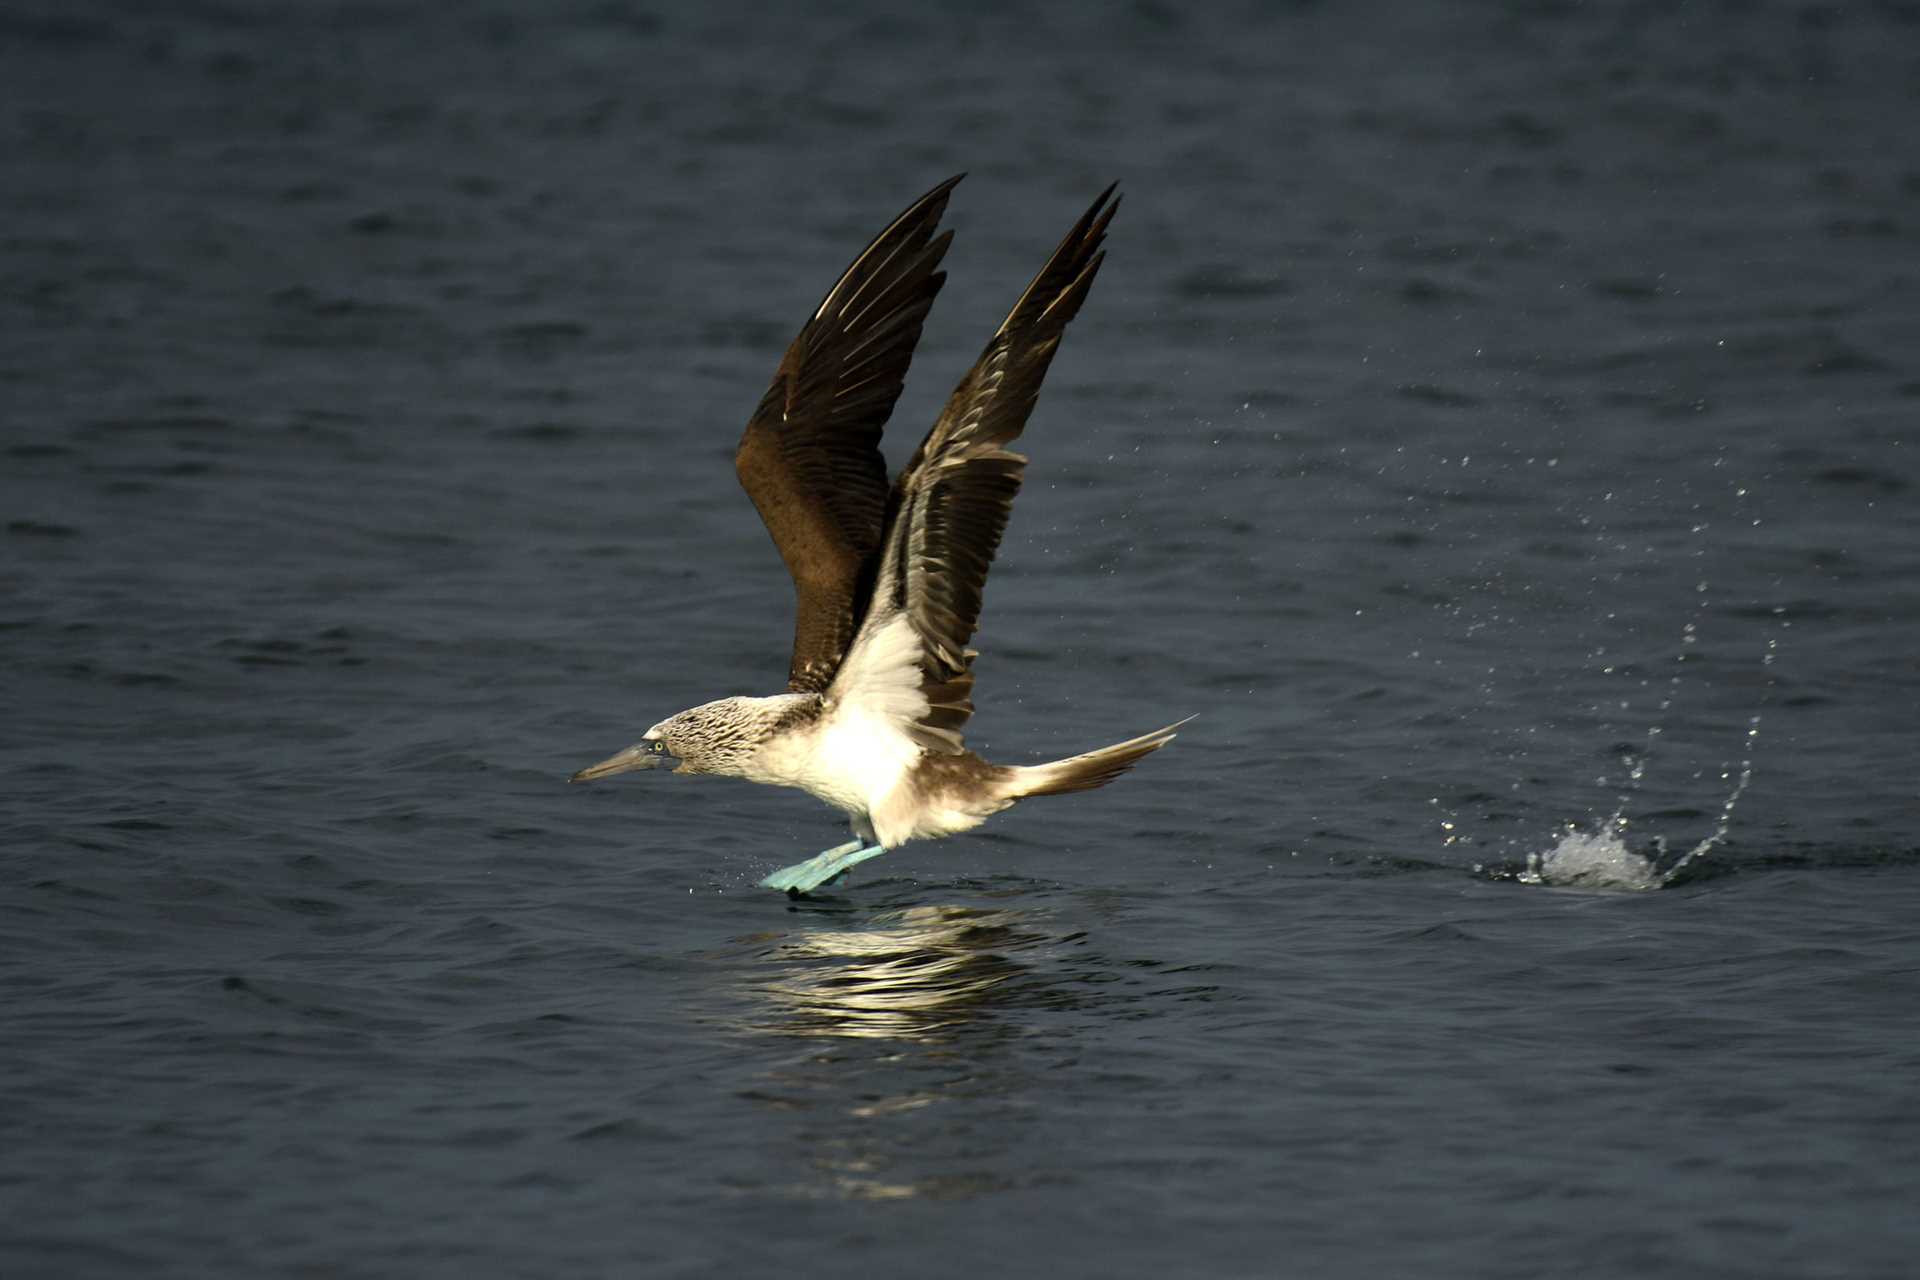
top-left (5, 2), bottom-right (1918, 1276)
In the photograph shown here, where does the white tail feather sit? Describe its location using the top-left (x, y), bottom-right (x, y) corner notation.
top-left (1008, 716), bottom-right (1193, 799)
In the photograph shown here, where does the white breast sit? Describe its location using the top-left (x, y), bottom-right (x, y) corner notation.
top-left (748, 610), bottom-right (929, 823)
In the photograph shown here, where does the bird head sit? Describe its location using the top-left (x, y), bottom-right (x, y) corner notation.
top-left (569, 697), bottom-right (767, 782)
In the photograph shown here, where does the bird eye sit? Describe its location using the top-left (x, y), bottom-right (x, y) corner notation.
top-left (649, 740), bottom-right (667, 754)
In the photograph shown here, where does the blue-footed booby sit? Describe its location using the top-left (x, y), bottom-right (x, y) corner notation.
top-left (571, 176), bottom-right (1188, 894)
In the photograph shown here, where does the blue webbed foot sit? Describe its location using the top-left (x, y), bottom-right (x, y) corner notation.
top-left (759, 839), bottom-right (890, 895)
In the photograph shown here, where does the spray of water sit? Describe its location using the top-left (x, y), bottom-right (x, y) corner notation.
top-left (1520, 634), bottom-right (1777, 891)
top-left (1659, 635), bottom-right (1775, 880)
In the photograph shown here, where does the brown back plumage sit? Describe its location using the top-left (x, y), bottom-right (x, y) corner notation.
top-left (734, 176), bottom-right (961, 694)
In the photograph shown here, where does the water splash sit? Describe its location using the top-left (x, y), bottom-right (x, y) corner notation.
top-left (1605, 616), bottom-right (1697, 821)
top-left (1518, 634), bottom-right (1777, 891)
top-left (1660, 634), bottom-right (1774, 879)
top-left (1517, 826), bottom-right (1663, 891)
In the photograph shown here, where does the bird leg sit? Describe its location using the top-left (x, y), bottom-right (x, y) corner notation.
top-left (759, 839), bottom-right (889, 895)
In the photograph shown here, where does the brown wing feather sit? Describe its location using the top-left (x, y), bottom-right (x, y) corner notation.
top-left (878, 184), bottom-right (1119, 751)
top-left (735, 175), bottom-right (963, 694)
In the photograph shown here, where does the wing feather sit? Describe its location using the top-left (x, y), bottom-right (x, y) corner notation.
top-left (735, 176), bottom-right (963, 693)
top-left (857, 184), bottom-right (1119, 751)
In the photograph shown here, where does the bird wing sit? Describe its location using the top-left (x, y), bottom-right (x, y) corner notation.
top-left (735, 176), bottom-right (962, 694)
top-left (838, 184), bottom-right (1118, 753)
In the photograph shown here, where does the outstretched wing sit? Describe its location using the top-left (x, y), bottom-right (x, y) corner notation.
top-left (735, 176), bottom-right (962, 694)
top-left (861, 183), bottom-right (1119, 753)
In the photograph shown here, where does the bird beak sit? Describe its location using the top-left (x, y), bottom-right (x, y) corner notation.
top-left (569, 744), bottom-right (665, 782)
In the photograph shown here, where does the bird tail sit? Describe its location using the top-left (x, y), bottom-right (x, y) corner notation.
top-left (1005, 716), bottom-right (1193, 799)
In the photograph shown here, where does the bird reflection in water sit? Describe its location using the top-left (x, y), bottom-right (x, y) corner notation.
top-left (727, 901), bottom-right (1075, 1201)
top-left (743, 902), bottom-right (1063, 1042)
